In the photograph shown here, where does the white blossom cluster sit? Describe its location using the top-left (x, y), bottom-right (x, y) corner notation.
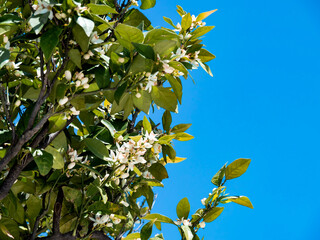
top-left (106, 131), bottom-right (162, 185)
top-left (89, 213), bottom-right (121, 228)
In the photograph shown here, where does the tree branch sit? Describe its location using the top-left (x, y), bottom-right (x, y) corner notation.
top-left (53, 187), bottom-right (63, 235)
top-left (0, 117), bottom-right (74, 200)
top-left (0, 84), bottom-right (15, 143)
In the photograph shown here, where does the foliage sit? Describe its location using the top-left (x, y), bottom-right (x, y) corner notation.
top-left (0, 0), bottom-right (252, 239)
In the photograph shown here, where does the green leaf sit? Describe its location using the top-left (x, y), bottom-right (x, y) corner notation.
top-left (33, 150), bottom-right (53, 176)
top-left (95, 66), bottom-right (110, 89)
top-left (114, 24), bottom-right (144, 51)
top-left (45, 145), bottom-right (64, 169)
top-left (141, 220), bottom-right (153, 240)
top-left (140, 0), bottom-right (156, 9)
top-left (171, 123), bottom-right (191, 133)
top-left (84, 138), bottom-right (109, 160)
top-left (181, 13), bottom-right (192, 30)
top-left (225, 196), bottom-right (254, 209)
top-left (132, 90), bottom-right (151, 114)
top-left (87, 3), bottom-right (118, 14)
top-left (211, 164), bottom-right (226, 186)
top-left (163, 16), bottom-right (177, 28)
top-left (168, 61), bottom-right (188, 78)
top-left (123, 233), bottom-right (141, 240)
top-left (143, 116), bottom-right (152, 133)
top-left (48, 114), bottom-right (67, 133)
top-left (0, 48), bottom-right (10, 69)
top-left (165, 74), bottom-right (182, 104)
top-left (114, 81), bottom-right (127, 104)
top-left (40, 27), bottom-right (63, 61)
top-left (76, 17), bottom-right (94, 37)
top-left (72, 24), bottom-right (90, 52)
top-left (176, 197), bottom-right (190, 219)
top-left (62, 186), bottom-right (82, 208)
top-left (29, 12), bottom-right (49, 34)
top-left (181, 225), bottom-right (193, 240)
top-left (190, 26), bottom-right (215, 40)
top-left (142, 213), bottom-right (174, 224)
top-left (162, 110), bottom-right (172, 133)
top-left (132, 42), bottom-right (155, 60)
top-left (151, 86), bottom-right (177, 112)
top-left (26, 195), bottom-right (41, 231)
top-left (123, 9), bottom-right (152, 29)
top-left (157, 135), bottom-right (175, 144)
top-left (148, 163), bottom-right (169, 181)
top-left (225, 158), bottom-right (251, 180)
top-left (196, 9), bottom-right (217, 22)
top-left (198, 49), bottom-right (216, 63)
top-left (203, 207), bottom-right (224, 223)
top-left (68, 49), bottom-right (82, 69)
top-left (174, 132), bottom-right (194, 141)
top-left (101, 119), bottom-right (116, 137)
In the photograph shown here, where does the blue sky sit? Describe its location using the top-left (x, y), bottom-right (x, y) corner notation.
top-left (141, 0), bottom-right (320, 239)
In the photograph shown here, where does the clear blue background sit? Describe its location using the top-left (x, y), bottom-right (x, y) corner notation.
top-left (141, 0), bottom-right (320, 239)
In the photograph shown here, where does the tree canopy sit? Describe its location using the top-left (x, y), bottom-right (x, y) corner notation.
top-left (0, 0), bottom-right (252, 239)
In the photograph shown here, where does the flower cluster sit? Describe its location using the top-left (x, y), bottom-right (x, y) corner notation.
top-left (106, 131), bottom-right (162, 184)
top-left (89, 213), bottom-right (121, 228)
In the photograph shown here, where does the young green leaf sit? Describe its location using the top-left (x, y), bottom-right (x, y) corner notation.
top-left (143, 116), bottom-right (152, 133)
top-left (211, 164), bottom-right (226, 186)
top-left (140, 0), bottom-right (156, 10)
top-left (176, 197), bottom-right (190, 219)
top-left (171, 124), bottom-right (192, 133)
top-left (225, 196), bottom-right (254, 209)
top-left (196, 9), bottom-right (218, 22)
top-left (174, 132), bottom-right (194, 141)
top-left (142, 214), bottom-right (174, 224)
top-left (225, 158), bottom-right (251, 180)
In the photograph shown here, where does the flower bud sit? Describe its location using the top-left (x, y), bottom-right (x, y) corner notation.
top-left (3, 35), bottom-right (8, 44)
top-left (64, 70), bottom-right (72, 81)
top-left (15, 99), bottom-right (21, 107)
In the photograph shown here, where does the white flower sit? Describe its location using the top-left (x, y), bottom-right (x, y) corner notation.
top-left (120, 200), bottom-right (129, 207)
top-left (201, 198), bottom-right (206, 205)
top-left (118, 57), bottom-right (125, 63)
top-left (199, 221), bottom-right (206, 228)
top-left (6, 61), bottom-right (21, 70)
top-left (83, 53), bottom-right (90, 60)
top-left (60, 13), bottom-right (67, 19)
top-left (135, 92), bottom-right (141, 98)
top-left (34, 0), bottom-right (54, 20)
top-left (162, 63), bottom-right (175, 74)
top-left (173, 23), bottom-right (182, 32)
top-left (106, 222), bottom-right (113, 227)
top-left (90, 31), bottom-right (104, 44)
top-left (68, 162), bottom-right (76, 169)
top-left (131, 0), bottom-right (139, 6)
top-left (113, 218), bottom-right (121, 224)
top-left (145, 71), bottom-right (158, 92)
top-left (145, 131), bottom-right (158, 144)
top-left (15, 99), bottom-right (21, 107)
top-left (183, 219), bottom-right (192, 227)
top-left (153, 143), bottom-right (162, 155)
top-left (58, 96), bottom-right (68, 106)
top-left (75, 80), bottom-right (81, 87)
top-left (120, 172), bottom-right (129, 179)
top-left (70, 107), bottom-right (80, 115)
top-left (172, 48), bottom-right (187, 61)
top-left (3, 35), bottom-right (8, 44)
top-left (89, 213), bottom-right (109, 227)
top-left (65, 70), bottom-right (72, 81)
